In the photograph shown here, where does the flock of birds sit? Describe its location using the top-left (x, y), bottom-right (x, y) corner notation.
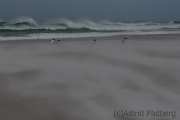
top-left (50, 38), bottom-right (127, 44)
top-left (51, 39), bottom-right (60, 44)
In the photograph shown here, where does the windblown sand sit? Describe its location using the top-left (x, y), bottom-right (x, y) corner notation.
top-left (0, 35), bottom-right (180, 120)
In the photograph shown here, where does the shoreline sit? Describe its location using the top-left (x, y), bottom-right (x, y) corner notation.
top-left (0, 34), bottom-right (180, 45)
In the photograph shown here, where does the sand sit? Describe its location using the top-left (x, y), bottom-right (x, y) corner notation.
top-left (0, 34), bottom-right (180, 120)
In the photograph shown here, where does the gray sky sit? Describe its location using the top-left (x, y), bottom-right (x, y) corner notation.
top-left (0, 0), bottom-right (180, 22)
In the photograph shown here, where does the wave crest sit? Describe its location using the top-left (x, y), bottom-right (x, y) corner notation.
top-left (76, 18), bottom-right (96, 26)
top-left (0, 19), bottom-right (6, 26)
top-left (98, 20), bottom-right (113, 25)
top-left (1, 16), bottom-right (180, 40)
top-left (9, 16), bottom-right (38, 26)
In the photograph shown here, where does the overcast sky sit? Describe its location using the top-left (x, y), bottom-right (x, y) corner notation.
top-left (0, 0), bottom-right (180, 22)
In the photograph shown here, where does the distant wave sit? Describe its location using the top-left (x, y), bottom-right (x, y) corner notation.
top-left (0, 16), bottom-right (180, 40)
top-left (0, 19), bottom-right (6, 26)
top-left (0, 16), bottom-right (178, 28)
top-left (9, 16), bottom-right (38, 26)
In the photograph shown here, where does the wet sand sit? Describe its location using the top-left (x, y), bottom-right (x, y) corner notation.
top-left (0, 34), bottom-right (180, 120)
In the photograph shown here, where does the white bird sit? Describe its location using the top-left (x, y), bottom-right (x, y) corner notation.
top-left (51, 39), bottom-right (55, 44)
top-left (92, 39), bottom-right (96, 44)
top-left (122, 38), bottom-right (127, 44)
top-left (57, 40), bottom-right (60, 44)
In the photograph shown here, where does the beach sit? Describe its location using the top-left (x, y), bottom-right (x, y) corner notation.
top-left (0, 34), bottom-right (180, 120)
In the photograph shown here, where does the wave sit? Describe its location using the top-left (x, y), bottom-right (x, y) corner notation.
top-left (0, 22), bottom-right (6, 26)
top-left (144, 22), bottom-right (161, 25)
top-left (98, 20), bottom-right (112, 25)
top-left (0, 19), bottom-right (6, 26)
top-left (45, 18), bottom-right (74, 27)
top-left (9, 16), bottom-right (38, 26)
top-left (0, 27), bottom-right (125, 37)
top-left (0, 16), bottom-right (180, 40)
top-left (0, 16), bottom-right (178, 29)
top-left (159, 27), bottom-right (180, 31)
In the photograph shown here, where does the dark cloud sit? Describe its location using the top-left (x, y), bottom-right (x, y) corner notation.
top-left (0, 0), bottom-right (180, 22)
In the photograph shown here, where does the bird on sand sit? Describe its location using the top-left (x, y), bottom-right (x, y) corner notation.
top-left (57, 40), bottom-right (60, 44)
top-left (92, 39), bottom-right (96, 44)
top-left (51, 39), bottom-right (55, 44)
top-left (122, 38), bottom-right (127, 44)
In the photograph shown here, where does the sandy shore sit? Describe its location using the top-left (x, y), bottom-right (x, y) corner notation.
top-left (0, 34), bottom-right (180, 120)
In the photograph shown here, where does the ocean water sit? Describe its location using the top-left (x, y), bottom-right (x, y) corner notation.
top-left (0, 16), bottom-right (180, 40)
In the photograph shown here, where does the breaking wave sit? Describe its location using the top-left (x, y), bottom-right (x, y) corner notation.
top-left (0, 16), bottom-right (180, 40)
top-left (3, 16), bottom-right (38, 27)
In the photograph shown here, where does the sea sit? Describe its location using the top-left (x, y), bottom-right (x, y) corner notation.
top-left (0, 16), bottom-right (180, 40)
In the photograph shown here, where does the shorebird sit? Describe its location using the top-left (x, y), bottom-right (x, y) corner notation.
top-left (122, 38), bottom-right (127, 44)
top-left (92, 39), bottom-right (96, 44)
top-left (57, 40), bottom-right (60, 44)
top-left (51, 39), bottom-right (55, 44)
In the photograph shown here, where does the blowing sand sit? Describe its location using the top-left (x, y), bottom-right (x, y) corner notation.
top-left (0, 34), bottom-right (180, 120)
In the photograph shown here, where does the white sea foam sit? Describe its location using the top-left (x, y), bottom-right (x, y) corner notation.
top-left (9, 16), bottom-right (38, 26)
top-left (0, 17), bottom-right (180, 40)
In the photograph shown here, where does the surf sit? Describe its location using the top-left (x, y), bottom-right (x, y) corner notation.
top-left (0, 16), bottom-right (180, 40)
